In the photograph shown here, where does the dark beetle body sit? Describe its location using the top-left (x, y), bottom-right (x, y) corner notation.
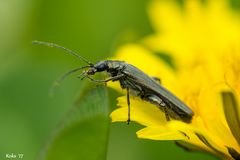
top-left (89, 60), bottom-right (194, 123)
top-left (32, 41), bottom-right (193, 123)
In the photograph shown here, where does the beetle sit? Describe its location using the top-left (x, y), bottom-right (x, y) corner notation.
top-left (33, 41), bottom-right (194, 124)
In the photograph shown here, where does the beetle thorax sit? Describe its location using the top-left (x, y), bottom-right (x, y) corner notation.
top-left (107, 60), bottom-right (125, 76)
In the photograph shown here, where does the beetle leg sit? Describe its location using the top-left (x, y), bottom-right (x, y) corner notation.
top-left (151, 76), bottom-right (161, 84)
top-left (163, 106), bottom-right (170, 121)
top-left (86, 74), bottom-right (124, 83)
top-left (143, 94), bottom-right (170, 121)
top-left (143, 94), bottom-right (165, 106)
top-left (127, 87), bottom-right (131, 124)
top-left (104, 74), bottom-right (125, 82)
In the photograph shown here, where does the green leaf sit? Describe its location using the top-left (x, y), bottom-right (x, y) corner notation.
top-left (39, 86), bottom-right (110, 160)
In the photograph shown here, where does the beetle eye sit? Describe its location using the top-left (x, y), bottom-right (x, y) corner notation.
top-left (87, 68), bottom-right (97, 75)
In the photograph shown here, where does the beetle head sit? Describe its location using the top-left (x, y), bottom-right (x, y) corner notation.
top-left (87, 67), bottom-right (97, 75)
top-left (87, 61), bottom-right (109, 75)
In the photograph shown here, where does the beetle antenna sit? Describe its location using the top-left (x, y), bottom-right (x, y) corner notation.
top-left (32, 40), bottom-right (94, 66)
top-left (49, 66), bottom-right (90, 96)
top-left (77, 71), bottom-right (87, 79)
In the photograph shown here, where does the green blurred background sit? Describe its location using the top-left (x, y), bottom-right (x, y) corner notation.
top-left (3, 0), bottom-right (238, 159)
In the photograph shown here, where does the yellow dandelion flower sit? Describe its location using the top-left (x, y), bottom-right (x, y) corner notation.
top-left (109, 0), bottom-right (240, 159)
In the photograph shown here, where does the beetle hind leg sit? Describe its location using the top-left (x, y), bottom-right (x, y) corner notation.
top-left (163, 106), bottom-right (170, 121)
top-left (144, 94), bottom-right (170, 121)
top-left (151, 76), bottom-right (161, 84)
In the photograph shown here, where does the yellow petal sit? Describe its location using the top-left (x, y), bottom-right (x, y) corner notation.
top-left (197, 85), bottom-right (238, 145)
top-left (109, 0), bottom-right (240, 159)
top-left (148, 0), bottom-right (183, 33)
top-left (137, 126), bottom-right (186, 140)
top-left (167, 120), bottom-right (233, 159)
top-left (110, 96), bottom-right (167, 126)
top-left (145, 1), bottom-right (202, 67)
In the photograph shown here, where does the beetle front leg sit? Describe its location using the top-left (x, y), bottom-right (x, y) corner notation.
top-left (85, 74), bottom-right (124, 83)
